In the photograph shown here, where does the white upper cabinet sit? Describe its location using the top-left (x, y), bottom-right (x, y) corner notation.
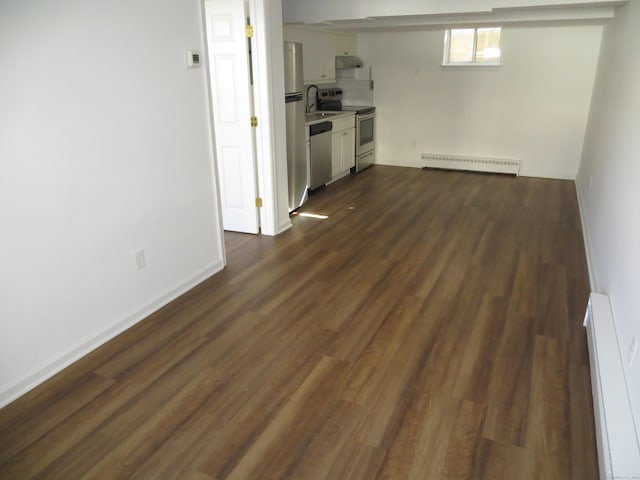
top-left (283, 27), bottom-right (356, 84)
top-left (334, 34), bottom-right (355, 57)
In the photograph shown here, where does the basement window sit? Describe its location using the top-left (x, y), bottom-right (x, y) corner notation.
top-left (443, 27), bottom-right (502, 66)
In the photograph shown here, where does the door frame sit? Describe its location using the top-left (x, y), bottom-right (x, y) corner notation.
top-left (201, 0), bottom-right (291, 242)
top-left (247, 0), bottom-right (292, 236)
top-left (204, 0), bottom-right (260, 234)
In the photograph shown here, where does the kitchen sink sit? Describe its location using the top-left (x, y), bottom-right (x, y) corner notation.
top-left (305, 111), bottom-right (343, 122)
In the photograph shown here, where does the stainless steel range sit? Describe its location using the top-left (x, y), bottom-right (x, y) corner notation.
top-left (317, 88), bottom-right (375, 173)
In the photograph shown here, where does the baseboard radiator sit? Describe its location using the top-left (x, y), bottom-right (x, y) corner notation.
top-left (584, 293), bottom-right (640, 479)
top-left (421, 153), bottom-right (520, 176)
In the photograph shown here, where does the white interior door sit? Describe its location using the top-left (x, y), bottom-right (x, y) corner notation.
top-left (205, 0), bottom-right (259, 234)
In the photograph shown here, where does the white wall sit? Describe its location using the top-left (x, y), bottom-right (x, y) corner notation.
top-left (577, 0), bottom-right (640, 439)
top-left (0, 0), bottom-right (225, 407)
top-left (357, 24), bottom-right (602, 179)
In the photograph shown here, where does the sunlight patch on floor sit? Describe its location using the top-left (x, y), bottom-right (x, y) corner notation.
top-left (297, 212), bottom-right (329, 220)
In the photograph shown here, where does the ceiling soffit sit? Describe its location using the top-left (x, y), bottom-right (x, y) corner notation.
top-left (282, 1), bottom-right (627, 31)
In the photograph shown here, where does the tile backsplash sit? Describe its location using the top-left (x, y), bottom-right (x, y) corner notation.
top-left (302, 66), bottom-right (375, 108)
top-left (336, 79), bottom-right (374, 106)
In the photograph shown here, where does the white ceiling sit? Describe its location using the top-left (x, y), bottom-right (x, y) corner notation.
top-left (282, 0), bottom-right (627, 31)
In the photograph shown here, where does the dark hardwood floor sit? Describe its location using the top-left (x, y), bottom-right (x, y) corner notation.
top-left (0, 166), bottom-right (598, 479)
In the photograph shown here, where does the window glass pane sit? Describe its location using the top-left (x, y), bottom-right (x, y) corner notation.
top-left (448, 29), bottom-right (474, 63)
top-left (475, 27), bottom-right (501, 63)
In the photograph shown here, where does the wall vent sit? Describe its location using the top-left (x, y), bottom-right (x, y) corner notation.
top-left (421, 153), bottom-right (520, 176)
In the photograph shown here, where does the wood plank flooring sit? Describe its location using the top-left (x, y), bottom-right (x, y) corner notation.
top-left (0, 166), bottom-right (598, 479)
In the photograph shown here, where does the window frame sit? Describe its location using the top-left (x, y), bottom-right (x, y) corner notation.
top-left (442, 27), bottom-right (502, 67)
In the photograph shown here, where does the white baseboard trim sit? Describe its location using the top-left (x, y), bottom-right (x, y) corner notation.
top-left (375, 159), bottom-right (577, 181)
top-left (277, 218), bottom-right (292, 235)
top-left (518, 170), bottom-right (576, 180)
top-left (375, 159), bottom-right (421, 169)
top-left (575, 177), bottom-right (598, 291)
top-left (0, 259), bottom-right (224, 410)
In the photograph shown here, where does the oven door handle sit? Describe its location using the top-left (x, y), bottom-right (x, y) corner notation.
top-left (357, 112), bottom-right (375, 121)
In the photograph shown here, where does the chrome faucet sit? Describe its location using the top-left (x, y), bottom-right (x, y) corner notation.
top-left (305, 84), bottom-right (318, 114)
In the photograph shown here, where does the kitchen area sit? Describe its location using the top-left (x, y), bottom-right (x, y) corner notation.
top-left (283, 28), bottom-right (376, 212)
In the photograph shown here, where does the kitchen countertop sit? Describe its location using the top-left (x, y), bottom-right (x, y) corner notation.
top-left (305, 110), bottom-right (355, 126)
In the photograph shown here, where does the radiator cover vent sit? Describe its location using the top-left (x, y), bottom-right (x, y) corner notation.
top-left (585, 293), bottom-right (640, 479)
top-left (421, 153), bottom-right (520, 176)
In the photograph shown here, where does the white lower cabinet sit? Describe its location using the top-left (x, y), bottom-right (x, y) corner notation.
top-left (331, 129), bottom-right (355, 178)
top-left (330, 115), bottom-right (355, 180)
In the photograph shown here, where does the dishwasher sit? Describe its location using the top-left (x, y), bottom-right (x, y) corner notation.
top-left (309, 121), bottom-right (332, 190)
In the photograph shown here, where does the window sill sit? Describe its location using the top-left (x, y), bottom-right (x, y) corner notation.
top-left (441, 62), bottom-right (501, 67)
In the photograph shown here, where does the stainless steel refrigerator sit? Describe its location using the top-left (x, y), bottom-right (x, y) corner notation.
top-left (284, 42), bottom-right (307, 212)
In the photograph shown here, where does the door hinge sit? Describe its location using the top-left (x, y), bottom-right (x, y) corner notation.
top-left (250, 116), bottom-right (258, 127)
top-left (245, 25), bottom-right (254, 38)
top-left (255, 197), bottom-right (263, 208)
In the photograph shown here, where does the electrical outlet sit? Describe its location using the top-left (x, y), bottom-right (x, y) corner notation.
top-left (185, 50), bottom-right (200, 68)
top-left (134, 250), bottom-right (146, 270)
top-left (629, 337), bottom-right (638, 366)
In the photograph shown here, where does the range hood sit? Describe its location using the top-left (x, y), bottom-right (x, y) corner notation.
top-left (335, 55), bottom-right (364, 69)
